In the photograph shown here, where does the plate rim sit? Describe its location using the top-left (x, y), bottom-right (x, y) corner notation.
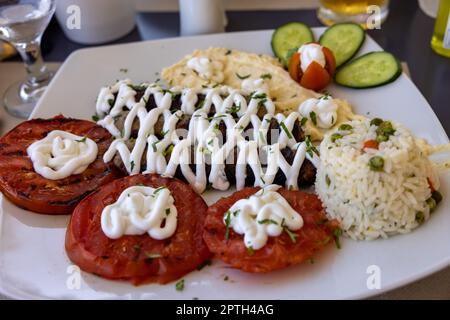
top-left (0, 28), bottom-right (447, 300)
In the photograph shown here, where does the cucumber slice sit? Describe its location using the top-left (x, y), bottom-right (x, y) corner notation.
top-left (319, 23), bottom-right (365, 67)
top-left (271, 22), bottom-right (314, 67)
top-left (335, 51), bottom-right (402, 89)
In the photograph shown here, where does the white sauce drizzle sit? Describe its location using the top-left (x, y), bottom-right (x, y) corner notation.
top-left (101, 186), bottom-right (177, 240)
top-left (225, 185), bottom-right (303, 250)
top-left (27, 130), bottom-right (98, 180)
top-left (96, 80), bottom-right (319, 193)
top-left (297, 43), bottom-right (326, 73)
top-left (241, 78), bottom-right (269, 94)
top-left (187, 57), bottom-right (224, 83)
top-left (299, 96), bottom-right (338, 129)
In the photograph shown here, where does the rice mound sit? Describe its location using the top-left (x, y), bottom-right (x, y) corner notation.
top-left (315, 118), bottom-right (440, 240)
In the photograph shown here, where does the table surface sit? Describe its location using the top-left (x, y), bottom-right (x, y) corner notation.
top-left (1, 0), bottom-right (450, 299)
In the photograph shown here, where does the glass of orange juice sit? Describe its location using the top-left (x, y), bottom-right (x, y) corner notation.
top-left (318, 0), bottom-right (389, 27)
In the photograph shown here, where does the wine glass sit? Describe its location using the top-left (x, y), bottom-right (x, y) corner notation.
top-left (0, 0), bottom-right (55, 118)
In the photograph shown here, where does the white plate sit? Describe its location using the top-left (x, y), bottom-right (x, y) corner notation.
top-left (1, 29), bottom-right (449, 300)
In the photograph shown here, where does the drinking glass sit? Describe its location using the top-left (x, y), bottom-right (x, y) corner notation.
top-left (0, 0), bottom-right (55, 118)
top-left (318, 0), bottom-right (389, 27)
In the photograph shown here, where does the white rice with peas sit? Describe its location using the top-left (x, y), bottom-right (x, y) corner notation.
top-left (315, 118), bottom-right (441, 240)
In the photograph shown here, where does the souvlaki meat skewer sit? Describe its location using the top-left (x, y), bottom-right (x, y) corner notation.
top-left (94, 79), bottom-right (320, 193)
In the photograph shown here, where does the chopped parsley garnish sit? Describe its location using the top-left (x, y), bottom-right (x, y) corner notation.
top-left (162, 145), bottom-right (174, 157)
top-left (246, 246), bottom-right (255, 256)
top-left (333, 228), bottom-right (343, 249)
top-left (128, 84), bottom-right (147, 91)
top-left (175, 279), bottom-right (185, 291)
top-left (92, 114), bottom-right (100, 122)
top-left (208, 114), bottom-right (228, 121)
top-left (279, 121), bottom-right (293, 139)
top-left (258, 219), bottom-right (278, 225)
top-left (75, 137), bottom-right (87, 143)
top-left (130, 160), bottom-right (135, 171)
top-left (151, 140), bottom-right (160, 152)
top-left (107, 98), bottom-right (114, 107)
top-left (260, 175), bottom-right (266, 184)
top-left (305, 135), bottom-right (319, 157)
top-left (319, 93), bottom-right (331, 100)
top-left (325, 175), bottom-right (331, 187)
top-left (300, 117), bottom-right (308, 127)
top-left (165, 208), bottom-right (171, 216)
top-left (153, 186), bottom-right (167, 195)
top-left (281, 218), bottom-right (298, 243)
top-left (224, 211), bottom-right (232, 241)
top-left (199, 146), bottom-right (211, 154)
top-left (226, 103), bottom-right (241, 114)
top-left (260, 73), bottom-right (272, 80)
top-left (310, 111), bottom-right (317, 126)
top-left (251, 92), bottom-right (267, 101)
top-left (196, 259), bottom-right (212, 271)
top-left (236, 73), bottom-right (251, 80)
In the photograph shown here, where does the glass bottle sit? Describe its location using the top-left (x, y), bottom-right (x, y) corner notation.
top-left (431, 0), bottom-right (450, 57)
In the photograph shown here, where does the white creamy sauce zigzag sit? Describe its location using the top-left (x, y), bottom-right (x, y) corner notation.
top-left (95, 80), bottom-right (319, 193)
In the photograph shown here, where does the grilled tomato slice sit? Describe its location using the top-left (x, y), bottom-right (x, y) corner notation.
top-left (65, 174), bottom-right (212, 285)
top-left (203, 187), bottom-right (339, 273)
top-left (0, 116), bottom-right (122, 215)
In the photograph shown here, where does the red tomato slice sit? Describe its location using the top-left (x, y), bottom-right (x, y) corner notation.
top-left (300, 61), bottom-right (331, 91)
top-left (322, 46), bottom-right (337, 77)
top-left (0, 116), bottom-right (123, 215)
top-left (203, 187), bottom-right (339, 273)
top-left (288, 52), bottom-right (302, 83)
top-left (65, 174), bottom-right (212, 285)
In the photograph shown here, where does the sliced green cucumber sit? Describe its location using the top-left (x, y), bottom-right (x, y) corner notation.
top-left (271, 22), bottom-right (314, 67)
top-left (319, 23), bottom-right (365, 67)
top-left (334, 51), bottom-right (401, 89)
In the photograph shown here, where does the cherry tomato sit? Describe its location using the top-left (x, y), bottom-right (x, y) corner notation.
top-left (288, 44), bottom-right (337, 91)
